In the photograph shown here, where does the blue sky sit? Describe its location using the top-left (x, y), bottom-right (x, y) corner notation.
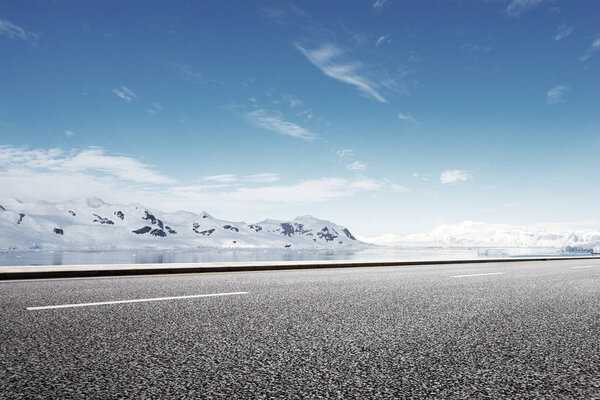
top-left (1, 0), bottom-right (599, 236)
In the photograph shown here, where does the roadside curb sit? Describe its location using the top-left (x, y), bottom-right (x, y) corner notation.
top-left (1, 256), bottom-right (599, 281)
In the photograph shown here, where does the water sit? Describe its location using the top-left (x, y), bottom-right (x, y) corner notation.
top-left (0, 246), bottom-right (591, 267)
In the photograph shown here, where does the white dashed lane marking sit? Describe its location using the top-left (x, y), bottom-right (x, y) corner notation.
top-left (450, 272), bottom-right (504, 278)
top-left (26, 292), bottom-right (248, 311)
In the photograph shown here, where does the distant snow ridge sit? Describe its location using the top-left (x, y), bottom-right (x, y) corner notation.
top-left (0, 198), bottom-right (365, 251)
top-left (362, 220), bottom-right (600, 254)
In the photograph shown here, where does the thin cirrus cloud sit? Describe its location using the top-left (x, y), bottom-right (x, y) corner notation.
top-left (506, 0), bottom-right (546, 17)
top-left (397, 112), bottom-right (418, 125)
top-left (554, 25), bottom-right (573, 41)
top-left (245, 108), bottom-right (316, 141)
top-left (376, 35), bottom-right (390, 47)
top-left (546, 85), bottom-right (570, 105)
top-left (347, 161), bottom-right (367, 171)
top-left (164, 61), bottom-right (206, 84)
top-left (580, 37), bottom-right (600, 61)
top-left (295, 43), bottom-right (388, 103)
top-left (209, 177), bottom-right (400, 203)
top-left (146, 103), bottom-right (162, 114)
top-left (337, 149), bottom-right (353, 158)
top-left (440, 170), bottom-right (472, 184)
top-left (0, 17), bottom-right (39, 44)
top-left (202, 173), bottom-right (280, 184)
top-left (112, 86), bottom-right (136, 103)
top-left (373, 0), bottom-right (389, 10)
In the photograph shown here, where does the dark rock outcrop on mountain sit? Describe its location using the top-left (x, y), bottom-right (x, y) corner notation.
top-left (150, 228), bottom-right (166, 237)
top-left (93, 214), bottom-right (114, 225)
top-left (143, 211), bottom-right (163, 229)
top-left (342, 228), bottom-right (356, 240)
top-left (248, 224), bottom-right (262, 232)
top-left (317, 227), bottom-right (338, 242)
top-left (223, 225), bottom-right (239, 232)
top-left (132, 226), bottom-right (152, 234)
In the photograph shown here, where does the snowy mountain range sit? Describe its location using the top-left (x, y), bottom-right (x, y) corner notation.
top-left (360, 221), bottom-right (600, 253)
top-left (0, 198), bottom-right (365, 251)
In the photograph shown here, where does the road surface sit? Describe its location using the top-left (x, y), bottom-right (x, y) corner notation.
top-left (1, 259), bottom-right (599, 398)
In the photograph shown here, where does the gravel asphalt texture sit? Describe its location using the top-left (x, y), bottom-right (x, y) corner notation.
top-left (1, 259), bottom-right (600, 399)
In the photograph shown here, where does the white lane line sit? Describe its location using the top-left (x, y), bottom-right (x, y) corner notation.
top-left (26, 291), bottom-right (248, 311)
top-left (570, 265), bottom-right (598, 269)
top-left (451, 272), bottom-right (504, 278)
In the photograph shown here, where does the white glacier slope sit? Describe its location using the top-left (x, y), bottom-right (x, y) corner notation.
top-left (359, 221), bottom-right (600, 253)
top-left (0, 198), bottom-right (366, 251)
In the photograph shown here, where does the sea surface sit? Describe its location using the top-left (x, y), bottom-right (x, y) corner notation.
top-left (0, 246), bottom-right (593, 267)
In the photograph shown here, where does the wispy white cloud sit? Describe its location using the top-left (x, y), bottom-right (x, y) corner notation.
top-left (397, 112), bottom-right (418, 126)
top-left (440, 170), bottom-right (472, 184)
top-left (146, 103), bottom-right (162, 114)
top-left (373, 0), bottom-right (389, 9)
top-left (259, 4), bottom-right (311, 26)
top-left (207, 178), bottom-right (396, 203)
top-left (282, 94), bottom-right (304, 108)
top-left (461, 44), bottom-right (492, 53)
top-left (0, 145), bottom-right (173, 184)
top-left (554, 25), bottom-right (573, 41)
top-left (546, 85), bottom-right (570, 105)
top-left (112, 86), bottom-right (136, 103)
top-left (506, 0), bottom-right (546, 17)
top-left (165, 61), bottom-right (206, 84)
top-left (580, 37), bottom-right (600, 61)
top-left (64, 130), bottom-right (75, 137)
top-left (376, 34), bottom-right (390, 47)
top-left (245, 108), bottom-right (316, 141)
top-left (295, 43), bottom-right (388, 103)
top-left (337, 149), bottom-right (353, 158)
top-left (412, 173), bottom-right (429, 182)
top-left (347, 161), bottom-right (367, 171)
top-left (0, 17), bottom-right (39, 44)
top-left (203, 173), bottom-right (280, 184)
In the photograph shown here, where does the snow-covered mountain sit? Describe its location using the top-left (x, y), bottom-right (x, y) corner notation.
top-left (360, 221), bottom-right (600, 253)
top-left (0, 198), bottom-right (365, 251)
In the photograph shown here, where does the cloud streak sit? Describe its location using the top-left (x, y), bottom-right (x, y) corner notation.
top-left (112, 86), bottom-right (136, 103)
top-left (245, 108), bottom-right (316, 141)
top-left (347, 161), bottom-right (367, 171)
top-left (440, 170), bottom-right (472, 184)
top-left (203, 173), bottom-right (280, 184)
top-left (376, 35), bottom-right (390, 47)
top-left (506, 0), bottom-right (546, 17)
top-left (580, 37), bottom-right (600, 61)
top-left (397, 112), bottom-right (418, 125)
top-left (554, 25), bottom-right (573, 41)
top-left (295, 43), bottom-right (387, 103)
top-left (0, 17), bottom-right (39, 44)
top-left (373, 0), bottom-right (389, 9)
top-left (165, 61), bottom-right (206, 84)
top-left (546, 85), bottom-right (570, 105)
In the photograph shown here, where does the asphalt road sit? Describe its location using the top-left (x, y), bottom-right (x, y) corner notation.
top-left (1, 259), bottom-right (599, 399)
